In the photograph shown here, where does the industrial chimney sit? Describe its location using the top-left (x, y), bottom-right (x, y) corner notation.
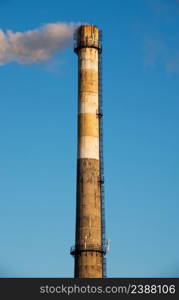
top-left (70, 24), bottom-right (106, 278)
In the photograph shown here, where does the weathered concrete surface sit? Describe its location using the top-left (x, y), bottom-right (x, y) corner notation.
top-left (75, 158), bottom-right (102, 278)
top-left (73, 25), bottom-right (103, 278)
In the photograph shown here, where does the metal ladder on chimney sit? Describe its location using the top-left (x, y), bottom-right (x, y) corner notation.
top-left (98, 30), bottom-right (107, 278)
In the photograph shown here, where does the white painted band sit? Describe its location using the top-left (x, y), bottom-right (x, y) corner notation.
top-left (78, 136), bottom-right (99, 159)
top-left (79, 102), bottom-right (99, 114)
top-left (80, 49), bottom-right (98, 60)
top-left (79, 93), bottom-right (99, 114)
top-left (80, 59), bottom-right (98, 71)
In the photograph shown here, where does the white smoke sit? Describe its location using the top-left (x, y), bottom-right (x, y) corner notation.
top-left (0, 22), bottom-right (77, 65)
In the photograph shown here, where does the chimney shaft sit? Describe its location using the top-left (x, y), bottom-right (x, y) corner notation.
top-left (71, 25), bottom-right (105, 278)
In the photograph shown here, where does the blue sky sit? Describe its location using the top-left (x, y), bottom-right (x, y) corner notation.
top-left (0, 0), bottom-right (179, 277)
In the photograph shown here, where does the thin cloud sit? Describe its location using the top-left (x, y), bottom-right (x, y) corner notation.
top-left (143, 37), bottom-right (164, 67)
top-left (166, 54), bottom-right (179, 74)
top-left (142, 0), bottom-right (179, 75)
top-left (143, 37), bottom-right (179, 75)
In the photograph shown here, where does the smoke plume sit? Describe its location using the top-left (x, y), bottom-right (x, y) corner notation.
top-left (0, 22), bottom-right (77, 65)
